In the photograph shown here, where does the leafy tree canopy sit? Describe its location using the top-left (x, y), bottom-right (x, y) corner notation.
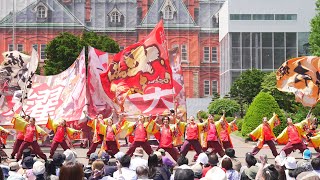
top-left (44, 31), bottom-right (120, 75)
top-left (310, 0), bottom-right (320, 56)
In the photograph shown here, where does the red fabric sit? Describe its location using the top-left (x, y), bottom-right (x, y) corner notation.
top-left (263, 124), bottom-right (274, 141)
top-left (288, 125), bottom-right (302, 144)
top-left (202, 166), bottom-right (213, 177)
top-left (53, 126), bottom-right (66, 143)
top-left (16, 131), bottom-right (24, 140)
top-left (106, 126), bottom-right (115, 141)
top-left (159, 126), bottom-right (173, 148)
top-left (207, 123), bottom-right (218, 141)
top-left (186, 124), bottom-right (198, 140)
top-left (134, 124), bottom-right (147, 142)
top-left (220, 128), bottom-right (229, 142)
top-left (24, 125), bottom-right (36, 142)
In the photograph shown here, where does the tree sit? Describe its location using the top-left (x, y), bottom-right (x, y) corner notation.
top-left (44, 32), bottom-right (120, 75)
top-left (261, 72), bottom-right (298, 113)
top-left (230, 69), bottom-right (265, 117)
top-left (208, 98), bottom-right (240, 117)
top-left (241, 92), bottom-right (285, 137)
top-left (310, 0), bottom-right (320, 56)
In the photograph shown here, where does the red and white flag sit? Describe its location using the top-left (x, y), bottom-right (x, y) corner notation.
top-left (100, 20), bottom-right (174, 115)
top-left (87, 46), bottom-right (114, 117)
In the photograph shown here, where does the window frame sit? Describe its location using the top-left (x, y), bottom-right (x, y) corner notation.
top-left (17, 44), bottom-right (24, 52)
top-left (204, 80), bottom-right (210, 96)
top-left (181, 44), bottom-right (188, 62)
top-left (212, 80), bottom-right (218, 94)
top-left (111, 11), bottom-right (120, 23)
top-left (211, 47), bottom-right (218, 63)
top-left (164, 5), bottom-right (174, 20)
top-left (8, 44), bottom-right (14, 51)
top-left (40, 44), bottom-right (47, 62)
top-left (203, 47), bottom-right (210, 62)
top-left (37, 6), bottom-right (46, 18)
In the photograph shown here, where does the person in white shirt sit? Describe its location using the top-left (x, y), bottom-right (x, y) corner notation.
top-left (129, 148), bottom-right (148, 171)
top-left (7, 162), bottom-right (23, 180)
top-left (113, 154), bottom-right (137, 180)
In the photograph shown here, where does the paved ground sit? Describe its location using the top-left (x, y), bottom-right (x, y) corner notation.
top-left (2, 134), bottom-right (317, 166)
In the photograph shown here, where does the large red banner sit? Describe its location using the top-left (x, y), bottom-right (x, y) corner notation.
top-left (100, 20), bottom-right (174, 115)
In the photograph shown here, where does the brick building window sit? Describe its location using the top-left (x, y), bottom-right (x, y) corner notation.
top-left (204, 80), bottom-right (210, 96)
top-left (40, 44), bottom-right (47, 61)
top-left (111, 12), bottom-right (120, 23)
top-left (212, 47), bottom-right (217, 62)
top-left (164, 5), bottom-right (173, 20)
top-left (181, 44), bottom-right (188, 62)
top-left (212, 80), bottom-right (218, 94)
top-left (8, 44), bottom-right (14, 51)
top-left (17, 44), bottom-right (24, 52)
top-left (203, 47), bottom-right (210, 62)
top-left (37, 6), bottom-right (46, 18)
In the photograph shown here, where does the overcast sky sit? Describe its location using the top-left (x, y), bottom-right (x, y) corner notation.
top-left (0, 0), bottom-right (36, 19)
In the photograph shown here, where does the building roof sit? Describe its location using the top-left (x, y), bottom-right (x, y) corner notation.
top-left (198, 0), bottom-right (222, 32)
top-left (0, 0), bottom-right (85, 28)
top-left (139, 0), bottom-right (199, 29)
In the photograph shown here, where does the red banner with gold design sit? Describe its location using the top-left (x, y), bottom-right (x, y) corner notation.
top-left (100, 20), bottom-right (174, 115)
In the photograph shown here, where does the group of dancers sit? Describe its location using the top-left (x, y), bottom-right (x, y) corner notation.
top-left (2, 110), bottom-right (320, 162)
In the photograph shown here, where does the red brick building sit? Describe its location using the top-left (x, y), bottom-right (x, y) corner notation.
top-left (0, 0), bottom-right (223, 98)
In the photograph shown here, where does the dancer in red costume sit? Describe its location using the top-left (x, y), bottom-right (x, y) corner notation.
top-left (216, 111), bottom-right (238, 150)
top-left (202, 114), bottom-right (225, 157)
top-left (11, 115), bottom-right (30, 159)
top-left (15, 117), bottom-right (47, 161)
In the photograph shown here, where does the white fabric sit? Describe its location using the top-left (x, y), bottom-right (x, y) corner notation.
top-left (113, 167), bottom-right (137, 180)
top-left (129, 157), bottom-right (148, 171)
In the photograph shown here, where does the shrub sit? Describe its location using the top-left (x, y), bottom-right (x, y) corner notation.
top-left (236, 118), bottom-right (243, 132)
top-left (208, 99), bottom-right (240, 117)
top-left (241, 92), bottom-right (285, 137)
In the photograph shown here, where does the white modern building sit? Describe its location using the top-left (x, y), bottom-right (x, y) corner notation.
top-left (219, 0), bottom-right (316, 97)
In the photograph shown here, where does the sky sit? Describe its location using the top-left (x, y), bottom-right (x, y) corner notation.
top-left (0, 0), bottom-right (36, 19)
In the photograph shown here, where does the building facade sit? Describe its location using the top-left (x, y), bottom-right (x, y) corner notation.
top-left (0, 0), bottom-right (223, 98)
top-left (219, 0), bottom-right (316, 97)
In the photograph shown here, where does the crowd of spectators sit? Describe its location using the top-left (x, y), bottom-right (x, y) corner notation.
top-left (0, 147), bottom-right (320, 180)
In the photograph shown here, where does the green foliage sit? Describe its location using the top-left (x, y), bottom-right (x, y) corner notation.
top-left (44, 31), bottom-right (120, 75)
top-left (236, 118), bottom-right (243, 131)
top-left (261, 72), bottom-right (298, 113)
top-left (242, 92), bottom-right (285, 137)
top-left (310, 0), bottom-right (320, 56)
top-left (208, 99), bottom-right (240, 117)
top-left (230, 69), bottom-right (265, 117)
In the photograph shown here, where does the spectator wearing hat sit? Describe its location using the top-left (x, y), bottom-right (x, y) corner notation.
top-left (203, 166), bottom-right (227, 180)
top-left (98, 151), bottom-right (117, 177)
top-left (297, 149), bottom-right (313, 171)
top-left (192, 152), bottom-right (208, 178)
top-left (225, 148), bottom-right (241, 172)
top-left (8, 162), bottom-right (23, 180)
top-left (89, 153), bottom-right (98, 165)
top-left (129, 148), bottom-right (148, 171)
top-left (113, 154), bottom-right (136, 180)
top-left (202, 114), bottom-right (225, 157)
top-left (240, 153), bottom-right (259, 180)
top-left (284, 156), bottom-right (297, 180)
top-left (33, 161), bottom-right (45, 180)
top-left (158, 149), bottom-right (175, 173)
top-left (21, 156), bottom-right (36, 180)
top-left (63, 149), bottom-right (77, 165)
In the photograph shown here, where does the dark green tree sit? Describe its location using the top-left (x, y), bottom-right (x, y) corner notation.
top-left (230, 69), bottom-right (265, 117)
top-left (44, 32), bottom-right (120, 75)
top-left (261, 72), bottom-right (298, 113)
top-left (242, 92), bottom-right (285, 137)
top-left (208, 98), bottom-right (240, 117)
top-left (310, 0), bottom-right (320, 56)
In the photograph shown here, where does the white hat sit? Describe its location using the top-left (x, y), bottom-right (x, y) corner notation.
top-left (9, 162), bottom-right (20, 171)
top-left (205, 166), bottom-right (227, 180)
top-left (275, 151), bottom-right (286, 166)
top-left (284, 156), bottom-right (297, 170)
top-left (32, 161), bottom-right (45, 175)
top-left (196, 152), bottom-right (209, 165)
top-left (63, 149), bottom-right (77, 164)
top-left (114, 152), bottom-right (125, 160)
